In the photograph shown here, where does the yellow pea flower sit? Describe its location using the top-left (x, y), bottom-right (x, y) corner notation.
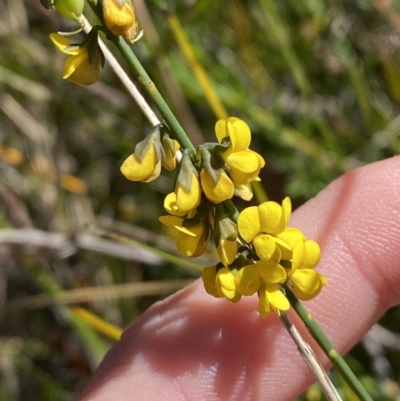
top-left (238, 197), bottom-right (292, 243)
top-left (235, 259), bottom-right (289, 318)
top-left (120, 131), bottom-right (163, 182)
top-left (103, 0), bottom-right (141, 43)
top-left (215, 117), bottom-right (265, 185)
top-left (50, 33), bottom-right (102, 86)
top-left (214, 208), bottom-right (238, 266)
top-left (200, 168), bottom-right (234, 203)
top-left (288, 239), bottom-right (327, 301)
top-left (159, 209), bottom-right (211, 258)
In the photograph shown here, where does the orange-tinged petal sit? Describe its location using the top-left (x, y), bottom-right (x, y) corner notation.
top-left (235, 265), bottom-right (262, 296)
top-left (238, 206), bottom-right (260, 243)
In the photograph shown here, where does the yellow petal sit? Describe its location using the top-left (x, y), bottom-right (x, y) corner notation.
top-left (291, 271), bottom-right (327, 301)
top-left (258, 201), bottom-right (285, 235)
top-left (176, 172), bottom-right (201, 212)
top-left (201, 265), bottom-right (220, 298)
top-left (253, 234), bottom-right (276, 260)
top-left (291, 240), bottom-right (305, 271)
top-left (176, 223), bottom-right (209, 257)
top-left (226, 117), bottom-right (251, 152)
top-left (200, 169), bottom-right (234, 203)
top-left (164, 192), bottom-right (186, 217)
top-left (301, 240), bottom-right (321, 269)
top-left (238, 206), bottom-right (260, 243)
top-left (258, 284), bottom-right (271, 318)
top-left (282, 197), bottom-right (292, 225)
top-left (265, 284), bottom-right (290, 311)
top-left (224, 150), bottom-right (262, 185)
top-left (235, 265), bottom-right (262, 296)
top-left (234, 182), bottom-right (253, 201)
top-left (255, 260), bottom-right (287, 283)
top-left (217, 238), bottom-right (238, 266)
top-left (120, 145), bottom-right (158, 182)
top-left (217, 267), bottom-right (240, 301)
top-left (158, 215), bottom-right (183, 229)
top-left (291, 269), bottom-right (322, 295)
top-left (50, 33), bottom-right (81, 55)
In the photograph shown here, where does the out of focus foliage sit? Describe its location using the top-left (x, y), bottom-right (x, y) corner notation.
top-left (0, 0), bottom-right (399, 400)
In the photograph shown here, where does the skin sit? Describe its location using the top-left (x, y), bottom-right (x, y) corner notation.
top-left (76, 156), bottom-right (400, 401)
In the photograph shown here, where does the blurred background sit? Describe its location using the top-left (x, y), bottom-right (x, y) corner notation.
top-left (0, 0), bottom-right (400, 399)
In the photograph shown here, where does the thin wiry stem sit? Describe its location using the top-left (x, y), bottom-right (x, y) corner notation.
top-left (82, 15), bottom-right (160, 127)
top-left (280, 313), bottom-right (343, 401)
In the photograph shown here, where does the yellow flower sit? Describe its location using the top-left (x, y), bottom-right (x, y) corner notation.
top-left (50, 33), bottom-right (102, 86)
top-left (235, 259), bottom-right (289, 318)
top-left (238, 197), bottom-right (292, 243)
top-left (172, 150), bottom-right (202, 213)
top-left (201, 265), bottom-right (241, 302)
top-left (103, 0), bottom-right (141, 43)
top-left (200, 168), bottom-right (234, 203)
top-left (159, 212), bottom-right (210, 258)
top-left (120, 131), bottom-right (162, 182)
top-left (214, 208), bottom-right (238, 266)
top-left (288, 239), bottom-right (327, 300)
top-left (161, 135), bottom-right (180, 171)
top-left (215, 117), bottom-right (265, 186)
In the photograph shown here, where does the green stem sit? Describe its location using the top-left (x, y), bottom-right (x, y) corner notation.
top-left (285, 287), bottom-right (373, 401)
top-left (87, 0), bottom-right (195, 152)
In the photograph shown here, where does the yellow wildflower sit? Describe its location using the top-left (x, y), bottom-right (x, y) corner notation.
top-left (200, 168), bottom-right (234, 203)
top-left (159, 211), bottom-right (210, 258)
top-left (173, 151), bottom-right (201, 213)
top-left (201, 265), bottom-right (241, 302)
top-left (238, 197), bottom-right (291, 244)
top-left (214, 207), bottom-right (238, 266)
top-left (215, 117), bottom-right (265, 186)
top-left (288, 239), bottom-right (327, 300)
top-left (102, 0), bottom-right (141, 43)
top-left (235, 259), bottom-right (290, 318)
top-left (50, 33), bottom-right (102, 86)
top-left (161, 134), bottom-right (180, 171)
top-left (120, 130), bottom-right (162, 182)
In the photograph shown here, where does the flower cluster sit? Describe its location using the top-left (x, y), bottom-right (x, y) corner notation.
top-left (202, 197), bottom-right (327, 317)
top-left (47, 0), bottom-right (142, 87)
top-left (119, 116), bottom-right (327, 318)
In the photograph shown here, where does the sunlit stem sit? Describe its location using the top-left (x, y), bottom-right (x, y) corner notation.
top-left (280, 313), bottom-right (343, 401)
top-left (81, 15), bottom-right (160, 127)
top-left (285, 286), bottom-right (374, 401)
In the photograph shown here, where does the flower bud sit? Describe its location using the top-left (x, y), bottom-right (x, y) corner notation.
top-left (53, 0), bottom-right (84, 21)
